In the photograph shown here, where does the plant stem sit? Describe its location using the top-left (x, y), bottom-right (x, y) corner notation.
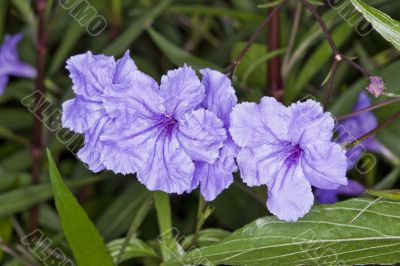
top-left (323, 59), bottom-right (339, 111)
top-left (224, 0), bottom-right (287, 78)
top-left (116, 195), bottom-right (153, 264)
top-left (337, 97), bottom-right (400, 121)
top-left (345, 111), bottom-right (400, 149)
top-left (30, 0), bottom-right (47, 231)
top-left (267, 1), bottom-right (283, 101)
top-left (189, 195), bottom-right (207, 248)
top-left (299, 0), bottom-right (370, 108)
top-left (153, 191), bottom-right (174, 261)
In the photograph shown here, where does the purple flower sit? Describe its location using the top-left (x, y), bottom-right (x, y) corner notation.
top-left (367, 76), bottom-right (385, 98)
top-left (230, 97), bottom-right (348, 221)
top-left (0, 34), bottom-right (36, 95)
top-left (62, 51), bottom-right (228, 195)
top-left (315, 180), bottom-right (364, 204)
top-left (189, 69), bottom-right (239, 201)
top-left (336, 92), bottom-right (387, 168)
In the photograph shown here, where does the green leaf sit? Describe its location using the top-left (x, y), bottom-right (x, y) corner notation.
top-left (154, 191), bottom-right (176, 261)
top-left (367, 190), bottom-right (400, 201)
top-left (103, 0), bottom-right (171, 56)
top-left (163, 198), bottom-right (400, 265)
top-left (350, 0), bottom-right (400, 51)
top-left (148, 28), bottom-right (221, 71)
top-left (107, 238), bottom-right (158, 263)
top-left (47, 149), bottom-right (114, 266)
top-left (0, 175), bottom-right (105, 217)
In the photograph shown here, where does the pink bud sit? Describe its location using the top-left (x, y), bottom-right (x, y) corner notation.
top-left (367, 76), bottom-right (385, 98)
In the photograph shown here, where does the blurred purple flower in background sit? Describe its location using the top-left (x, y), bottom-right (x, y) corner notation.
top-left (315, 180), bottom-right (364, 204)
top-left (336, 91), bottom-right (389, 168)
top-left (230, 98), bottom-right (348, 221)
top-left (0, 34), bottom-right (36, 95)
top-left (63, 51), bottom-right (230, 195)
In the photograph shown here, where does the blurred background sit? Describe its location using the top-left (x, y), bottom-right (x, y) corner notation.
top-left (0, 0), bottom-right (399, 265)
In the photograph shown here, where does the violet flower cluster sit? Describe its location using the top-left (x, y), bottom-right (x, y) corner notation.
top-left (0, 34), bottom-right (37, 95)
top-left (62, 51), bottom-right (350, 221)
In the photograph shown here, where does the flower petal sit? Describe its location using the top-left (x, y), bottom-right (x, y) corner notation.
top-left (177, 109), bottom-right (226, 163)
top-left (192, 140), bottom-right (238, 201)
top-left (100, 116), bottom-right (160, 174)
top-left (267, 163), bottom-right (314, 221)
top-left (301, 141), bottom-right (348, 190)
top-left (113, 50), bottom-right (137, 84)
top-left (237, 143), bottom-right (284, 187)
top-left (66, 52), bottom-right (115, 98)
top-left (62, 96), bottom-right (104, 133)
top-left (77, 117), bottom-right (109, 172)
top-left (103, 70), bottom-right (163, 120)
top-left (230, 97), bottom-right (289, 148)
top-left (160, 65), bottom-right (204, 118)
top-left (288, 100), bottom-right (335, 145)
top-left (137, 133), bottom-right (194, 194)
top-left (200, 68), bottom-right (237, 126)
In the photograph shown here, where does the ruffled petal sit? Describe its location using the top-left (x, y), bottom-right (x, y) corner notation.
top-left (301, 141), bottom-right (348, 190)
top-left (137, 133), bottom-right (194, 194)
top-left (113, 50), bottom-right (137, 84)
top-left (316, 180), bottom-right (364, 204)
top-left (288, 100), bottom-right (335, 145)
top-left (62, 96), bottom-right (104, 133)
top-left (230, 97), bottom-right (289, 148)
top-left (200, 68), bottom-right (237, 126)
top-left (192, 140), bottom-right (238, 201)
top-left (267, 163), bottom-right (314, 221)
top-left (77, 116), bottom-right (109, 172)
top-left (160, 65), bottom-right (204, 118)
top-left (103, 70), bottom-right (163, 120)
top-left (177, 109), bottom-right (226, 163)
top-left (99, 116), bottom-right (160, 174)
top-left (66, 52), bottom-right (115, 98)
top-left (237, 143), bottom-right (285, 187)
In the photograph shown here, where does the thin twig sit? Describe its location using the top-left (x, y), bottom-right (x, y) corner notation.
top-left (323, 59), bottom-right (340, 111)
top-left (345, 111), bottom-right (400, 148)
top-left (224, 0), bottom-right (287, 78)
top-left (31, 0), bottom-right (47, 231)
top-left (299, 0), bottom-right (370, 109)
top-left (337, 97), bottom-right (400, 121)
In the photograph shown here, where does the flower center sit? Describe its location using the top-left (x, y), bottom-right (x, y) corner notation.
top-left (284, 142), bottom-right (302, 166)
top-left (157, 114), bottom-right (177, 136)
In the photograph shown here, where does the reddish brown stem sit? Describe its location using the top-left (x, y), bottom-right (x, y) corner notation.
top-left (345, 111), bottom-right (400, 148)
top-left (337, 97), bottom-right (400, 121)
top-left (224, 0), bottom-right (287, 78)
top-left (267, 3), bottom-right (283, 101)
top-left (30, 0), bottom-right (47, 231)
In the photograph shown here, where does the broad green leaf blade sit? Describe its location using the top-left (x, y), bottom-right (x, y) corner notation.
top-left (367, 190), bottom-right (400, 201)
top-left (163, 198), bottom-right (400, 266)
top-left (103, 0), bottom-right (171, 56)
top-left (350, 0), bottom-right (400, 51)
top-left (147, 28), bottom-right (221, 70)
top-left (107, 238), bottom-right (158, 263)
top-left (47, 149), bottom-right (114, 266)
